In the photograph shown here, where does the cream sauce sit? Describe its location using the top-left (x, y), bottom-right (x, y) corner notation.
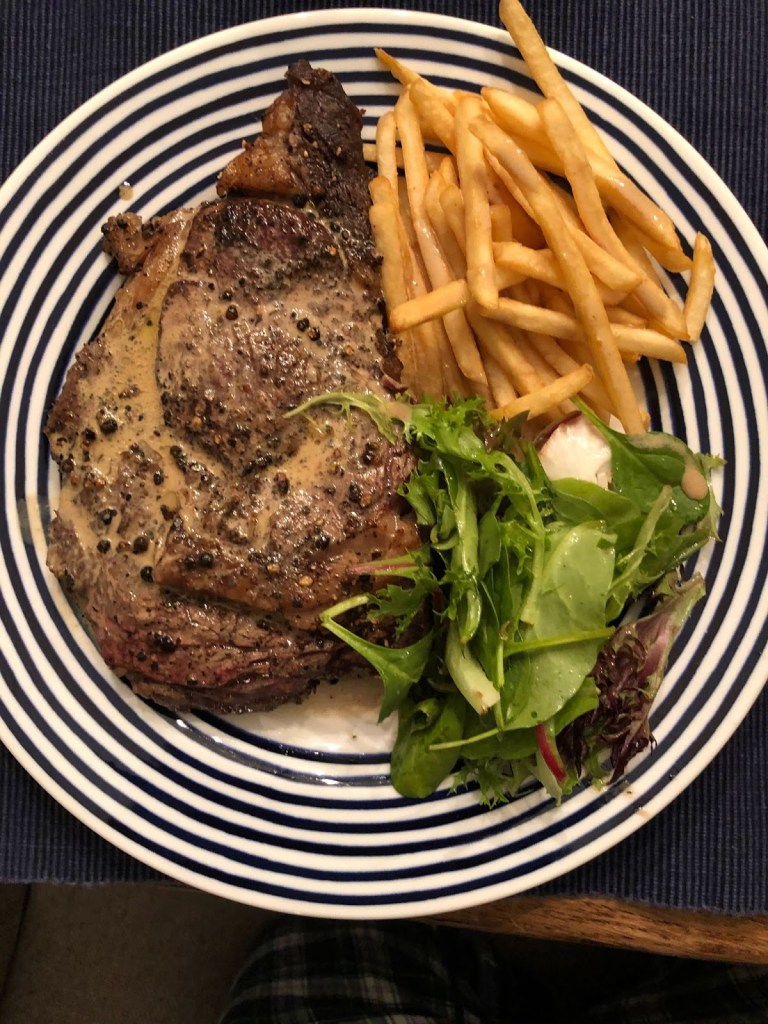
top-left (54, 213), bottom-right (201, 567)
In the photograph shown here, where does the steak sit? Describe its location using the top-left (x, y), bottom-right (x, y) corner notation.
top-left (45, 63), bottom-right (418, 713)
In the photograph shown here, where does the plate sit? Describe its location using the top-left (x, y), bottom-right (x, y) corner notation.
top-left (1, 9), bottom-right (767, 917)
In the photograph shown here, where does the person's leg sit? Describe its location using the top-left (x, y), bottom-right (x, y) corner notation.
top-left (219, 918), bottom-right (503, 1024)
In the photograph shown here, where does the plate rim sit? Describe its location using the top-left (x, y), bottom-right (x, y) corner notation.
top-left (1, 6), bottom-right (767, 916)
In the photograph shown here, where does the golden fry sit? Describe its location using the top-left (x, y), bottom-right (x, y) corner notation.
top-left (410, 79), bottom-right (457, 151)
top-left (470, 119), bottom-right (645, 433)
top-left (362, 142), bottom-right (444, 173)
top-left (371, 8), bottom-right (714, 429)
top-left (425, 171), bottom-right (467, 277)
top-left (482, 87), bottom-right (545, 145)
top-left (391, 279), bottom-right (470, 331)
top-left (490, 364), bottom-right (594, 421)
top-left (483, 86), bottom-right (682, 253)
top-left (396, 92), bottom-right (488, 385)
top-left (618, 217), bottom-right (693, 273)
top-left (539, 99), bottom-right (630, 261)
top-left (455, 97), bottom-right (499, 308)
top-left (499, 0), bottom-right (615, 165)
top-left (374, 111), bottom-right (399, 192)
top-left (684, 233), bottom-right (716, 342)
top-left (369, 177), bottom-right (437, 392)
top-left (375, 48), bottom-right (423, 87)
top-left (483, 353), bottom-right (519, 408)
top-left (439, 183), bottom-right (468, 250)
top-left (468, 309), bottom-right (548, 396)
top-left (490, 204), bottom-right (515, 243)
top-left (611, 214), bottom-right (689, 337)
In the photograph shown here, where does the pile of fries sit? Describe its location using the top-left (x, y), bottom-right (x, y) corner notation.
top-left (365, 0), bottom-right (715, 434)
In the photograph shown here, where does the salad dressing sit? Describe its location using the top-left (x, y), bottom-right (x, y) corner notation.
top-left (681, 464), bottom-right (709, 501)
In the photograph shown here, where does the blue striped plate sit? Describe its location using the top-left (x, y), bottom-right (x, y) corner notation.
top-left (1, 9), bottom-right (766, 916)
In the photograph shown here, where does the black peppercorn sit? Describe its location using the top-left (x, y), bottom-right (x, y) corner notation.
top-left (274, 474), bottom-right (290, 496)
top-left (98, 414), bottom-right (118, 435)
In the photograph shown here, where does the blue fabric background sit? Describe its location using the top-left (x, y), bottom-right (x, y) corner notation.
top-left (1, 0), bottom-right (766, 912)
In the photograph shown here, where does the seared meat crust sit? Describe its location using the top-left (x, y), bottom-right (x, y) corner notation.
top-left (45, 64), bottom-right (416, 713)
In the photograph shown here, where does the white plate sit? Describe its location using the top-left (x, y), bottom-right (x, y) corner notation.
top-left (1, 9), bottom-right (767, 917)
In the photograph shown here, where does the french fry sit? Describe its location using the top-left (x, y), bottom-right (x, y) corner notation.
top-left (482, 87), bottom-right (546, 146)
top-left (539, 99), bottom-right (631, 262)
top-left (490, 149), bottom-right (614, 285)
top-left (484, 352), bottom-right (519, 408)
top-left (425, 171), bottom-right (467, 277)
top-left (363, 141), bottom-right (445, 173)
top-left (483, 86), bottom-right (683, 253)
top-left (494, 241), bottom-right (567, 289)
top-left (390, 262), bottom-right (526, 333)
top-left (438, 155), bottom-right (459, 188)
top-left (539, 99), bottom-right (690, 339)
top-left (396, 91), bottom-right (488, 385)
top-left (369, 176), bottom-right (436, 392)
top-left (490, 204), bottom-right (515, 243)
top-left (439, 183), bottom-right (468, 250)
top-left (470, 119), bottom-right (645, 432)
top-left (375, 48), bottom-right (424, 88)
top-left (512, 328), bottom-right (563, 388)
top-left (484, 159), bottom-right (546, 248)
top-left (611, 326), bottom-right (687, 364)
top-left (467, 309), bottom-right (548, 397)
top-left (370, 5), bottom-right (714, 431)
top-left (619, 219), bottom-right (693, 273)
top-left (519, 323), bottom-right (615, 415)
top-left (483, 295), bottom-right (577, 338)
top-left (499, 0), bottom-right (616, 166)
top-left (391, 279), bottom-right (470, 332)
top-left (684, 233), bottom-right (716, 342)
top-left (455, 97), bottom-right (499, 309)
top-left (611, 214), bottom-right (689, 337)
top-left (410, 79), bottom-right (457, 151)
top-left (375, 111), bottom-right (400, 192)
top-left (490, 364), bottom-right (594, 421)
top-left (483, 294), bottom-right (686, 364)
top-left (605, 306), bottom-right (648, 328)
top-left (546, 176), bottom-right (643, 293)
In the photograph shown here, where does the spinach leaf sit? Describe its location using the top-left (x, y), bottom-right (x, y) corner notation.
top-left (391, 692), bottom-right (467, 798)
top-left (320, 598), bottom-right (434, 722)
top-left (501, 523), bottom-right (614, 729)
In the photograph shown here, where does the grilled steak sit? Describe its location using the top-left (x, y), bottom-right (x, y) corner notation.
top-left (45, 63), bottom-right (418, 713)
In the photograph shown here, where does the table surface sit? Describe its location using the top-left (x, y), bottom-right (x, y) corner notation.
top-left (1, 0), bottom-right (767, 954)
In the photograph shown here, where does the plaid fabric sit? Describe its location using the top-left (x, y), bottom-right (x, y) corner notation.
top-left (585, 961), bottom-right (768, 1024)
top-left (219, 921), bottom-right (768, 1024)
top-left (218, 920), bottom-right (503, 1024)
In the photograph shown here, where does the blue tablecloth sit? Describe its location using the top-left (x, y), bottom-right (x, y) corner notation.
top-left (1, 0), bottom-right (766, 913)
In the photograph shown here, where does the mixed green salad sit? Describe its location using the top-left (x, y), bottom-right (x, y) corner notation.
top-left (292, 393), bottom-right (721, 805)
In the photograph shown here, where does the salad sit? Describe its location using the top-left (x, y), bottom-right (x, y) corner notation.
top-left (291, 392), bottom-right (721, 804)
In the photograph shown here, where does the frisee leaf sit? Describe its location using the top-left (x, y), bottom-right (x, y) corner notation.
top-left (284, 391), bottom-right (403, 443)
